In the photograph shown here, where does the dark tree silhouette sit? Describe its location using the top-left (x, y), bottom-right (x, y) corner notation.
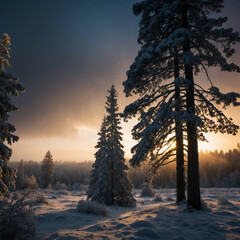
top-left (0, 34), bottom-right (25, 196)
top-left (123, 0), bottom-right (240, 209)
top-left (41, 151), bottom-right (54, 188)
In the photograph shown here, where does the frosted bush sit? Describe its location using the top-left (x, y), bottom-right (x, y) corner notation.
top-left (12, 192), bottom-right (23, 201)
top-left (152, 193), bottom-right (163, 202)
top-left (201, 199), bottom-right (210, 211)
top-left (166, 196), bottom-right (174, 201)
top-left (25, 175), bottom-right (38, 189)
top-left (138, 200), bottom-right (145, 205)
top-left (33, 193), bottom-right (48, 204)
top-left (140, 184), bottom-right (155, 197)
top-left (0, 193), bottom-right (38, 240)
top-left (56, 190), bottom-right (69, 195)
top-left (218, 196), bottom-right (231, 205)
top-left (68, 182), bottom-right (83, 191)
top-left (54, 182), bottom-right (68, 190)
top-left (81, 184), bottom-right (88, 192)
top-left (72, 191), bottom-right (85, 196)
top-left (76, 199), bottom-right (109, 216)
top-left (44, 189), bottom-right (55, 194)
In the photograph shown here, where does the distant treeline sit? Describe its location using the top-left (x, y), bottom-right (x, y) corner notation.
top-left (10, 146), bottom-right (240, 189)
top-left (10, 160), bottom-right (93, 189)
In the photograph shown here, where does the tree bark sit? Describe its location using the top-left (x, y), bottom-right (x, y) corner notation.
top-left (174, 54), bottom-right (186, 203)
top-left (110, 123), bottom-right (114, 205)
top-left (181, 1), bottom-right (201, 210)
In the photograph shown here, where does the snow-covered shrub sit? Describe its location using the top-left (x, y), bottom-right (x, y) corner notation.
top-left (72, 191), bottom-right (85, 196)
top-left (166, 196), bottom-right (174, 201)
top-left (76, 199), bottom-right (109, 216)
top-left (0, 192), bottom-right (38, 240)
top-left (201, 199), bottom-right (210, 212)
top-left (218, 196), bottom-right (231, 205)
top-left (152, 193), bottom-right (163, 202)
top-left (12, 192), bottom-right (23, 201)
top-left (54, 182), bottom-right (67, 190)
top-left (46, 184), bottom-right (53, 190)
top-left (56, 190), bottom-right (69, 195)
top-left (81, 184), bottom-right (88, 192)
top-left (44, 189), bottom-right (55, 194)
top-left (68, 182), bottom-right (82, 191)
top-left (33, 193), bottom-right (48, 204)
top-left (140, 184), bottom-right (155, 197)
top-left (138, 200), bottom-right (145, 205)
top-left (25, 175), bottom-right (38, 189)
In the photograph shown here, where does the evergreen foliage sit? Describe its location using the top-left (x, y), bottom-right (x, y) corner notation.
top-left (90, 85), bottom-right (136, 207)
top-left (41, 151), bottom-right (54, 188)
top-left (87, 116), bottom-right (107, 199)
top-left (0, 192), bottom-right (38, 240)
top-left (123, 0), bottom-right (240, 209)
top-left (0, 33), bottom-right (25, 197)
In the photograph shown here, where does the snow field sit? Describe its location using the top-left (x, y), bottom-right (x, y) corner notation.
top-left (29, 188), bottom-right (240, 239)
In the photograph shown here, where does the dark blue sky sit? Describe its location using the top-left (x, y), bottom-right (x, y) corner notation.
top-left (1, 0), bottom-right (140, 137)
top-left (0, 0), bottom-right (240, 161)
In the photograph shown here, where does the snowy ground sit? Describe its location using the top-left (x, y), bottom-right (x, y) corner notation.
top-left (32, 188), bottom-right (240, 240)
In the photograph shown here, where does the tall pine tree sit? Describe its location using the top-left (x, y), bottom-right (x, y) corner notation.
top-left (87, 116), bottom-right (107, 199)
top-left (0, 34), bottom-right (25, 197)
top-left (123, 0), bottom-right (240, 209)
top-left (91, 85), bottom-right (136, 207)
top-left (41, 151), bottom-right (54, 188)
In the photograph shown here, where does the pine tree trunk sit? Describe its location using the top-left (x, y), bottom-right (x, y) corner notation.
top-left (106, 157), bottom-right (113, 205)
top-left (107, 125), bottom-right (114, 205)
top-left (181, 1), bottom-right (201, 210)
top-left (174, 55), bottom-right (186, 203)
top-left (111, 154), bottom-right (114, 205)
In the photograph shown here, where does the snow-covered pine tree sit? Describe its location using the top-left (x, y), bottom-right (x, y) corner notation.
top-left (129, 0), bottom-right (187, 203)
top-left (179, 0), bottom-right (239, 210)
top-left (0, 33), bottom-right (25, 197)
top-left (123, 0), bottom-right (240, 210)
top-left (41, 151), bottom-right (54, 188)
top-left (123, 0), bottom-right (189, 204)
top-left (91, 85), bottom-right (136, 207)
top-left (87, 116), bottom-right (107, 199)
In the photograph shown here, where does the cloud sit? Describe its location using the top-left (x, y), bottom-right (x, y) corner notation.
top-left (3, 0), bottom-right (240, 142)
top-left (4, 0), bottom-right (139, 138)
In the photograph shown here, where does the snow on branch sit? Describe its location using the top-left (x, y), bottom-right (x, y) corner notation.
top-left (209, 86), bottom-right (240, 108)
